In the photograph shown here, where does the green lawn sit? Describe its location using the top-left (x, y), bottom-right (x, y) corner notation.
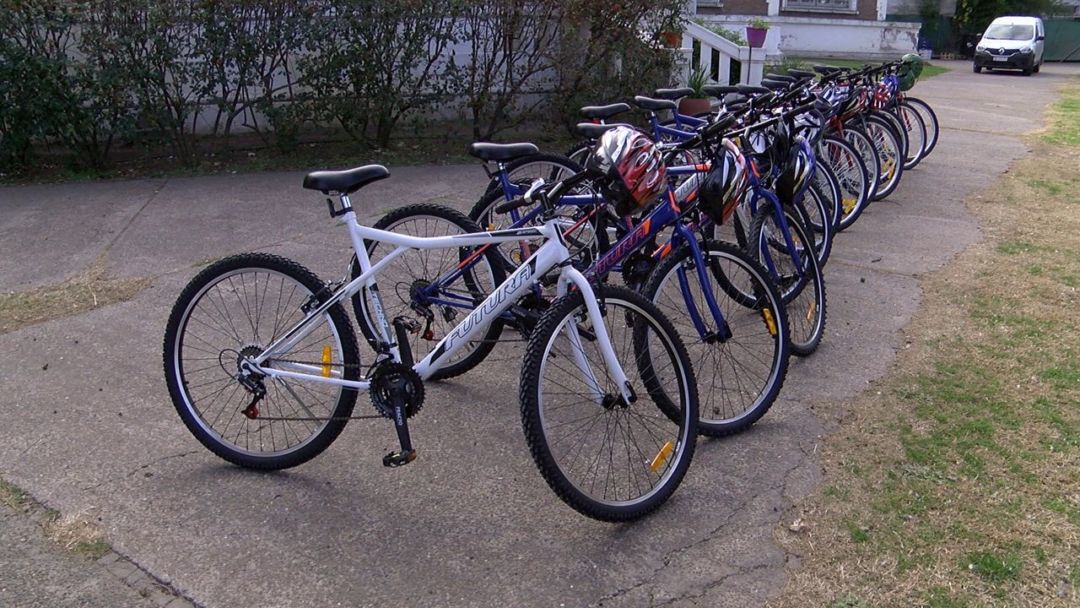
top-left (786, 57), bottom-right (949, 79)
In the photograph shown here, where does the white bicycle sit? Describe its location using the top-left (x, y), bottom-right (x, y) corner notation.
top-left (163, 162), bottom-right (698, 521)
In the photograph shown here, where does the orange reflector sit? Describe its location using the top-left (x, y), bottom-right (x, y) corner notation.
top-left (806, 301), bottom-right (816, 323)
top-left (761, 308), bottom-right (777, 337)
top-left (650, 441), bottom-right (675, 472)
top-left (321, 345), bottom-right (332, 377)
top-left (843, 198), bottom-right (856, 214)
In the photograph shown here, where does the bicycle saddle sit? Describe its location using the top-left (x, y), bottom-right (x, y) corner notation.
top-left (703, 85), bottom-right (740, 98)
top-left (579, 103), bottom-right (632, 120)
top-left (302, 164), bottom-right (390, 195)
top-left (760, 79), bottom-right (790, 91)
top-left (574, 122), bottom-right (634, 139)
top-left (467, 142), bottom-right (539, 162)
top-left (633, 96), bottom-right (677, 111)
top-left (653, 87), bottom-right (694, 100)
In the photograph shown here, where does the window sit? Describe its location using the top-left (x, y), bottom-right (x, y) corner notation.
top-left (782, 0), bottom-right (857, 13)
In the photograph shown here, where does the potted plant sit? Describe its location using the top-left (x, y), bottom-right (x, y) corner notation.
top-left (658, 15), bottom-right (684, 48)
top-left (679, 67), bottom-right (712, 116)
top-left (746, 17), bottom-right (769, 49)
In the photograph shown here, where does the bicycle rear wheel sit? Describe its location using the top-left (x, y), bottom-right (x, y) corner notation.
top-left (642, 240), bottom-right (790, 436)
top-left (520, 285), bottom-right (698, 521)
top-left (164, 253), bottom-right (360, 470)
top-left (352, 204), bottom-right (506, 380)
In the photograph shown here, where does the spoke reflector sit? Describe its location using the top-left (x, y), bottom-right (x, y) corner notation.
top-left (321, 345), bottom-right (332, 377)
top-left (650, 441), bottom-right (675, 472)
top-left (806, 301), bottom-right (816, 323)
top-left (761, 308), bottom-right (777, 337)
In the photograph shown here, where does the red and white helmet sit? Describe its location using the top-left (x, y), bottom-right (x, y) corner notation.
top-left (586, 126), bottom-right (667, 216)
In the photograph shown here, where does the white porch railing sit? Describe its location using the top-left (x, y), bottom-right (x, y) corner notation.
top-left (675, 21), bottom-right (768, 87)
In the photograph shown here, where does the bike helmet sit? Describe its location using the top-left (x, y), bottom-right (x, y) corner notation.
top-left (898, 53), bottom-right (923, 91)
top-left (775, 136), bottom-right (813, 205)
top-left (698, 138), bottom-right (748, 224)
top-left (586, 126), bottom-right (667, 216)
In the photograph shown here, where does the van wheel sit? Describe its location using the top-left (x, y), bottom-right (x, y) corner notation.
top-left (1033, 63), bottom-right (1040, 73)
top-left (973, 63), bottom-right (981, 73)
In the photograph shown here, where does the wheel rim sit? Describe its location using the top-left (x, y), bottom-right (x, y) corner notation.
top-left (535, 299), bottom-right (691, 507)
top-left (651, 250), bottom-right (784, 426)
top-left (174, 268), bottom-right (345, 458)
top-left (362, 214), bottom-right (500, 370)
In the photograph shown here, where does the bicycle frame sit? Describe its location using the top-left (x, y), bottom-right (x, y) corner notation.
top-left (243, 191), bottom-right (633, 405)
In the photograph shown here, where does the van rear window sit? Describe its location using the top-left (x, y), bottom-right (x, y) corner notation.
top-left (984, 24), bottom-right (1034, 40)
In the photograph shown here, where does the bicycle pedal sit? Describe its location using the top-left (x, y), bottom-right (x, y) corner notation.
top-left (382, 449), bottom-right (417, 468)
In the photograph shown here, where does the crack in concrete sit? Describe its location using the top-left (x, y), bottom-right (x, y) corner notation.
top-left (79, 450), bottom-right (199, 492)
top-left (592, 497), bottom-right (751, 607)
top-left (101, 179), bottom-right (171, 257)
top-left (652, 562), bottom-right (774, 607)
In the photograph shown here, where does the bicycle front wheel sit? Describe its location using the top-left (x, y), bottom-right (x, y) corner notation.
top-left (642, 240), bottom-right (790, 436)
top-left (747, 207), bottom-right (827, 356)
top-left (903, 97), bottom-right (939, 157)
top-left (818, 135), bottom-right (871, 231)
top-left (520, 285), bottom-right (698, 521)
top-left (164, 253), bottom-right (360, 470)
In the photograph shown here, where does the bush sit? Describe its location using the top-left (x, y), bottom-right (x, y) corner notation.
top-left (0, 0), bottom-right (691, 174)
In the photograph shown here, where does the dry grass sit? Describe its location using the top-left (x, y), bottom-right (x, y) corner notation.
top-left (768, 83), bottom-right (1080, 607)
top-left (0, 258), bottom-right (150, 334)
top-left (43, 509), bottom-right (111, 559)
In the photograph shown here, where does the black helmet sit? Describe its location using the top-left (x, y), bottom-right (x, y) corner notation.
top-left (698, 139), bottom-right (747, 224)
top-left (775, 136), bottom-right (812, 205)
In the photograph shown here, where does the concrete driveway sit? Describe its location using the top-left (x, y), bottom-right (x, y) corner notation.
top-left (2, 61), bottom-right (1077, 608)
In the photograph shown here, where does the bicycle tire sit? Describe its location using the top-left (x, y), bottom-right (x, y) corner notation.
top-left (164, 253), bottom-right (360, 470)
top-left (795, 182), bottom-right (834, 267)
top-left (746, 206), bottom-right (827, 356)
top-left (352, 204), bottom-right (506, 380)
top-left (481, 152), bottom-right (584, 198)
top-left (870, 109), bottom-right (909, 166)
top-left (841, 125), bottom-right (882, 203)
top-left (520, 285), bottom-right (698, 521)
top-left (902, 97), bottom-right (939, 158)
top-left (893, 101), bottom-right (927, 170)
top-left (818, 135), bottom-right (871, 231)
top-left (812, 161), bottom-right (843, 233)
top-left (470, 166), bottom-right (602, 274)
top-left (865, 115), bottom-right (904, 201)
top-left (564, 140), bottom-right (592, 167)
top-left (641, 240), bottom-right (790, 436)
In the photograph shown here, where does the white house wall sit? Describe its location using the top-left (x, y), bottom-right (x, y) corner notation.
top-left (698, 15), bottom-right (920, 59)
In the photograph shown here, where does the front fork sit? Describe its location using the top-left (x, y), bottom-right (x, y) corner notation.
top-left (667, 223), bottom-right (733, 343)
top-left (556, 266), bottom-right (635, 406)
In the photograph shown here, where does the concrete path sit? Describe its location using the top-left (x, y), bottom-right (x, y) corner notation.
top-left (1, 61), bottom-right (1076, 608)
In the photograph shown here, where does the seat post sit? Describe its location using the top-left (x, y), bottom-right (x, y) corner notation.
top-left (496, 162), bottom-right (512, 192)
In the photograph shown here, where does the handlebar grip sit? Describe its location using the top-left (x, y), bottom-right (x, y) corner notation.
top-left (493, 197), bottom-right (529, 214)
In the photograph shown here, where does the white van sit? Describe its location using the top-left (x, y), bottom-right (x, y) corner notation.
top-left (973, 16), bottom-right (1045, 76)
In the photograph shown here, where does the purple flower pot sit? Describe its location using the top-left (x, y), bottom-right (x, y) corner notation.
top-left (746, 26), bottom-right (768, 49)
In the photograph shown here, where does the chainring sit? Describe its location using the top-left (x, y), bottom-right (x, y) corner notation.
top-left (621, 253), bottom-right (656, 289)
top-left (369, 360), bottom-right (425, 419)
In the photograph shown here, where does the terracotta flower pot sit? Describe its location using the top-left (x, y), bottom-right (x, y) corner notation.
top-left (678, 97), bottom-right (712, 116)
top-left (660, 31), bottom-right (682, 48)
top-left (746, 26), bottom-right (768, 49)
